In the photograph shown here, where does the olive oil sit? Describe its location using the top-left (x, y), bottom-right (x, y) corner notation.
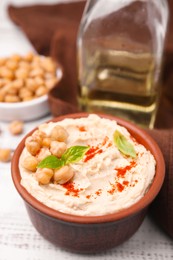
top-left (78, 49), bottom-right (160, 129)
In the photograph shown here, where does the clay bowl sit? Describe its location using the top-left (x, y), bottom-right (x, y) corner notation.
top-left (11, 113), bottom-right (165, 253)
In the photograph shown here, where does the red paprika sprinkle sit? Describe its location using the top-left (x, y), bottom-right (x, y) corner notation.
top-left (115, 161), bottom-right (136, 178)
top-left (84, 136), bottom-right (110, 162)
top-left (107, 142), bottom-right (112, 148)
top-left (86, 195), bottom-right (91, 199)
top-left (78, 126), bottom-right (86, 132)
top-left (107, 187), bottom-right (115, 195)
top-left (84, 146), bottom-right (103, 162)
top-left (123, 181), bottom-right (129, 186)
top-left (62, 182), bottom-right (83, 197)
top-left (102, 136), bottom-right (109, 146)
top-left (107, 183), bottom-right (116, 195)
top-left (108, 181), bottom-right (126, 194)
top-left (116, 182), bottom-right (124, 192)
top-left (95, 189), bottom-right (102, 196)
top-left (130, 180), bottom-right (138, 187)
top-left (86, 146), bottom-right (99, 155)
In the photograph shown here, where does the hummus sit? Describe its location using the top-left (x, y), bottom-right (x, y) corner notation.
top-left (19, 114), bottom-right (156, 216)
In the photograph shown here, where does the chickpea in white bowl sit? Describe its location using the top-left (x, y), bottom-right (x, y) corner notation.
top-left (0, 52), bottom-right (62, 121)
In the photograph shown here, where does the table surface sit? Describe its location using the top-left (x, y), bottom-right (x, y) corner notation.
top-left (0, 0), bottom-right (173, 259)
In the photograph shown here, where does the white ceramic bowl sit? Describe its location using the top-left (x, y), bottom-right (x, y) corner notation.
top-left (0, 68), bottom-right (62, 122)
top-left (0, 94), bottom-right (50, 121)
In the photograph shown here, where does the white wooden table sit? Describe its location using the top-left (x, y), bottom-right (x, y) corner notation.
top-left (0, 1), bottom-right (173, 259)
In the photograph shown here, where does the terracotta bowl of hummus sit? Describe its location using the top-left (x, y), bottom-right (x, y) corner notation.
top-left (11, 113), bottom-right (165, 253)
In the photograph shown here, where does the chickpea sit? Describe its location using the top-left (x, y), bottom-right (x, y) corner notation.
top-left (13, 79), bottom-right (24, 90)
top-left (42, 58), bottom-right (56, 73)
top-left (15, 68), bottom-right (29, 79)
top-left (19, 88), bottom-right (33, 99)
top-left (35, 168), bottom-right (54, 185)
top-left (50, 141), bottom-right (67, 158)
top-left (6, 59), bottom-right (18, 70)
top-left (45, 77), bottom-right (58, 90)
top-left (0, 58), bottom-right (6, 66)
top-left (26, 78), bottom-right (38, 92)
top-left (0, 86), bottom-right (8, 95)
top-left (0, 79), bottom-right (4, 88)
top-left (22, 155), bottom-right (38, 172)
top-left (50, 125), bottom-right (68, 142)
top-left (11, 54), bottom-right (21, 62)
top-left (45, 72), bottom-right (54, 79)
top-left (53, 165), bottom-right (74, 184)
top-left (24, 52), bottom-right (34, 62)
top-left (37, 148), bottom-right (51, 162)
top-left (31, 61), bottom-right (40, 69)
top-left (8, 87), bottom-right (18, 95)
top-left (0, 148), bottom-right (11, 162)
top-left (4, 83), bottom-right (18, 95)
top-left (22, 96), bottom-right (34, 102)
top-left (9, 120), bottom-right (24, 135)
top-left (30, 68), bottom-right (44, 77)
top-left (0, 90), bottom-right (5, 102)
top-left (25, 136), bottom-right (41, 156)
top-left (34, 76), bottom-right (44, 86)
top-left (32, 130), bottom-right (46, 145)
top-left (32, 55), bottom-right (41, 64)
top-left (1, 78), bottom-right (11, 86)
top-left (4, 95), bottom-right (20, 103)
top-left (42, 137), bottom-right (51, 148)
top-left (18, 61), bottom-right (30, 70)
top-left (35, 86), bottom-right (47, 97)
top-left (0, 67), bottom-right (14, 80)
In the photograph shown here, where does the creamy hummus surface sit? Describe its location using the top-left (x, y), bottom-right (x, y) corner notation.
top-left (19, 114), bottom-right (156, 216)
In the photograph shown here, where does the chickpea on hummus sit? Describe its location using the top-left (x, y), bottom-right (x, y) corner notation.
top-left (19, 114), bottom-right (156, 216)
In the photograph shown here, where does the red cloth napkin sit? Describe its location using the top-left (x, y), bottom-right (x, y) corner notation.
top-left (8, 0), bottom-right (173, 239)
top-left (147, 129), bottom-right (173, 238)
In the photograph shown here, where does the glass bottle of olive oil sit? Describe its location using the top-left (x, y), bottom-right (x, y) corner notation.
top-left (77, 0), bottom-right (168, 128)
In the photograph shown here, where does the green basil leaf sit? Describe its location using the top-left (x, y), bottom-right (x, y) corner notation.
top-left (37, 146), bottom-right (89, 170)
top-left (37, 155), bottom-right (64, 169)
top-left (62, 146), bottom-right (90, 165)
top-left (113, 130), bottom-right (136, 158)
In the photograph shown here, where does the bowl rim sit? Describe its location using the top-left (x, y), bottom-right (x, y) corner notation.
top-left (11, 113), bottom-right (165, 224)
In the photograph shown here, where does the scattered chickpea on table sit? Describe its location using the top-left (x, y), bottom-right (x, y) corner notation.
top-left (23, 126), bottom-right (74, 185)
top-left (0, 52), bottom-right (59, 103)
top-left (8, 120), bottom-right (24, 135)
top-left (0, 148), bottom-right (12, 162)
top-left (0, 120), bottom-right (24, 163)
